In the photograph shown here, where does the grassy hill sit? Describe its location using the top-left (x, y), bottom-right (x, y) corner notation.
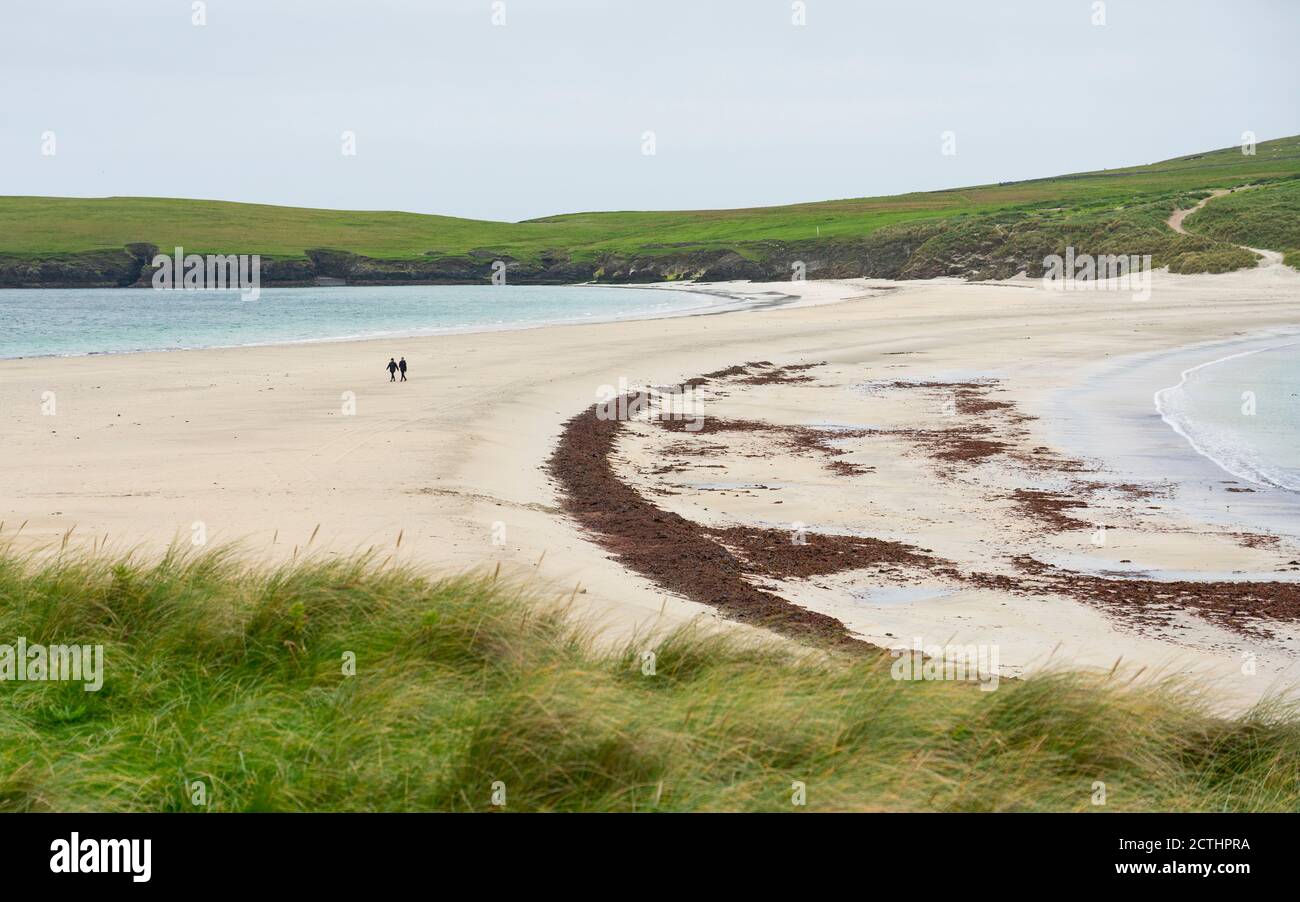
top-left (3, 547), bottom-right (1298, 812)
top-left (2, 135), bottom-right (1299, 287)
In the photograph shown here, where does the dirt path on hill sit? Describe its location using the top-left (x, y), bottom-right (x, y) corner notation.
top-left (1167, 186), bottom-right (1285, 267)
top-left (1166, 188), bottom-right (1231, 234)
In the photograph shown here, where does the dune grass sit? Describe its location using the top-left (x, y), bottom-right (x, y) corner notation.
top-left (1182, 178), bottom-right (1300, 267)
top-left (0, 547), bottom-right (1297, 812)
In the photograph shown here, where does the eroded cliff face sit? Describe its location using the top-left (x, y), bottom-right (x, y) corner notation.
top-left (277, 223), bottom-right (954, 286)
top-left (0, 243), bottom-right (904, 288)
top-left (0, 244), bottom-right (154, 288)
top-left (0, 216), bottom-right (960, 288)
top-left (0, 208), bottom-right (1246, 288)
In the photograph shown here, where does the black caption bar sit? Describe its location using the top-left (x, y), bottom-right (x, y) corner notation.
top-left (1, 812), bottom-right (1283, 889)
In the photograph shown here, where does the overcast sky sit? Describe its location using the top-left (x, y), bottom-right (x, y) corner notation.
top-left (3, 0), bottom-right (1297, 222)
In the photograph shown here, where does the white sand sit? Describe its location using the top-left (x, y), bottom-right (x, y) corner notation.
top-left (3, 264), bottom-right (1299, 711)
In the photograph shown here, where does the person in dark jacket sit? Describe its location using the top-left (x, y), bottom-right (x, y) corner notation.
top-left (386, 358), bottom-right (398, 382)
top-left (398, 357), bottom-right (408, 382)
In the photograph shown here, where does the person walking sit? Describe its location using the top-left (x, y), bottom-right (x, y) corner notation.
top-left (386, 357), bottom-right (398, 382)
top-left (398, 357), bottom-right (408, 382)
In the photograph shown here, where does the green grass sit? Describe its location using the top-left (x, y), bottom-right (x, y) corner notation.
top-left (2, 136), bottom-right (1300, 269)
top-left (1168, 246), bottom-right (1261, 275)
top-left (1183, 178), bottom-right (1300, 262)
top-left (2, 547), bottom-right (1298, 812)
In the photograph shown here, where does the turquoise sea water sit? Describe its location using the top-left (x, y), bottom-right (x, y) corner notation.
top-left (1155, 340), bottom-right (1300, 492)
top-left (1034, 330), bottom-right (1300, 541)
top-left (0, 285), bottom-right (727, 359)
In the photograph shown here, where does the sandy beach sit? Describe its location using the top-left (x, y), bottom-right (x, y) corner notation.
top-left (4, 263), bottom-right (1299, 712)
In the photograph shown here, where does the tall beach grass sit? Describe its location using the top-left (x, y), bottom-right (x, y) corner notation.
top-left (0, 546), bottom-right (1297, 812)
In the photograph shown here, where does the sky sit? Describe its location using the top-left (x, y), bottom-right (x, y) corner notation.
top-left (2, 0), bottom-right (1297, 222)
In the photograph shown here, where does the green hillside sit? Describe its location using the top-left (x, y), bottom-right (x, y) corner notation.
top-left (2, 135), bottom-right (1298, 286)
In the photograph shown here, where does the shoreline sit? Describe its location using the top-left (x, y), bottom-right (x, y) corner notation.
top-left (0, 279), bottom-right (879, 363)
top-left (0, 282), bottom-right (782, 362)
top-left (593, 354), bottom-right (1300, 707)
top-left (4, 265), bottom-right (1300, 711)
top-left (1155, 337), bottom-right (1300, 492)
top-left (1036, 327), bottom-right (1300, 540)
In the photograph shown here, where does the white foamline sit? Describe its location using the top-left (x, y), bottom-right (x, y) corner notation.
top-left (1153, 339), bottom-right (1299, 490)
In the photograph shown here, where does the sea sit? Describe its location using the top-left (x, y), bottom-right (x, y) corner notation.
top-left (1042, 330), bottom-right (1300, 540)
top-left (0, 284), bottom-right (734, 360)
top-left (1156, 340), bottom-right (1300, 493)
